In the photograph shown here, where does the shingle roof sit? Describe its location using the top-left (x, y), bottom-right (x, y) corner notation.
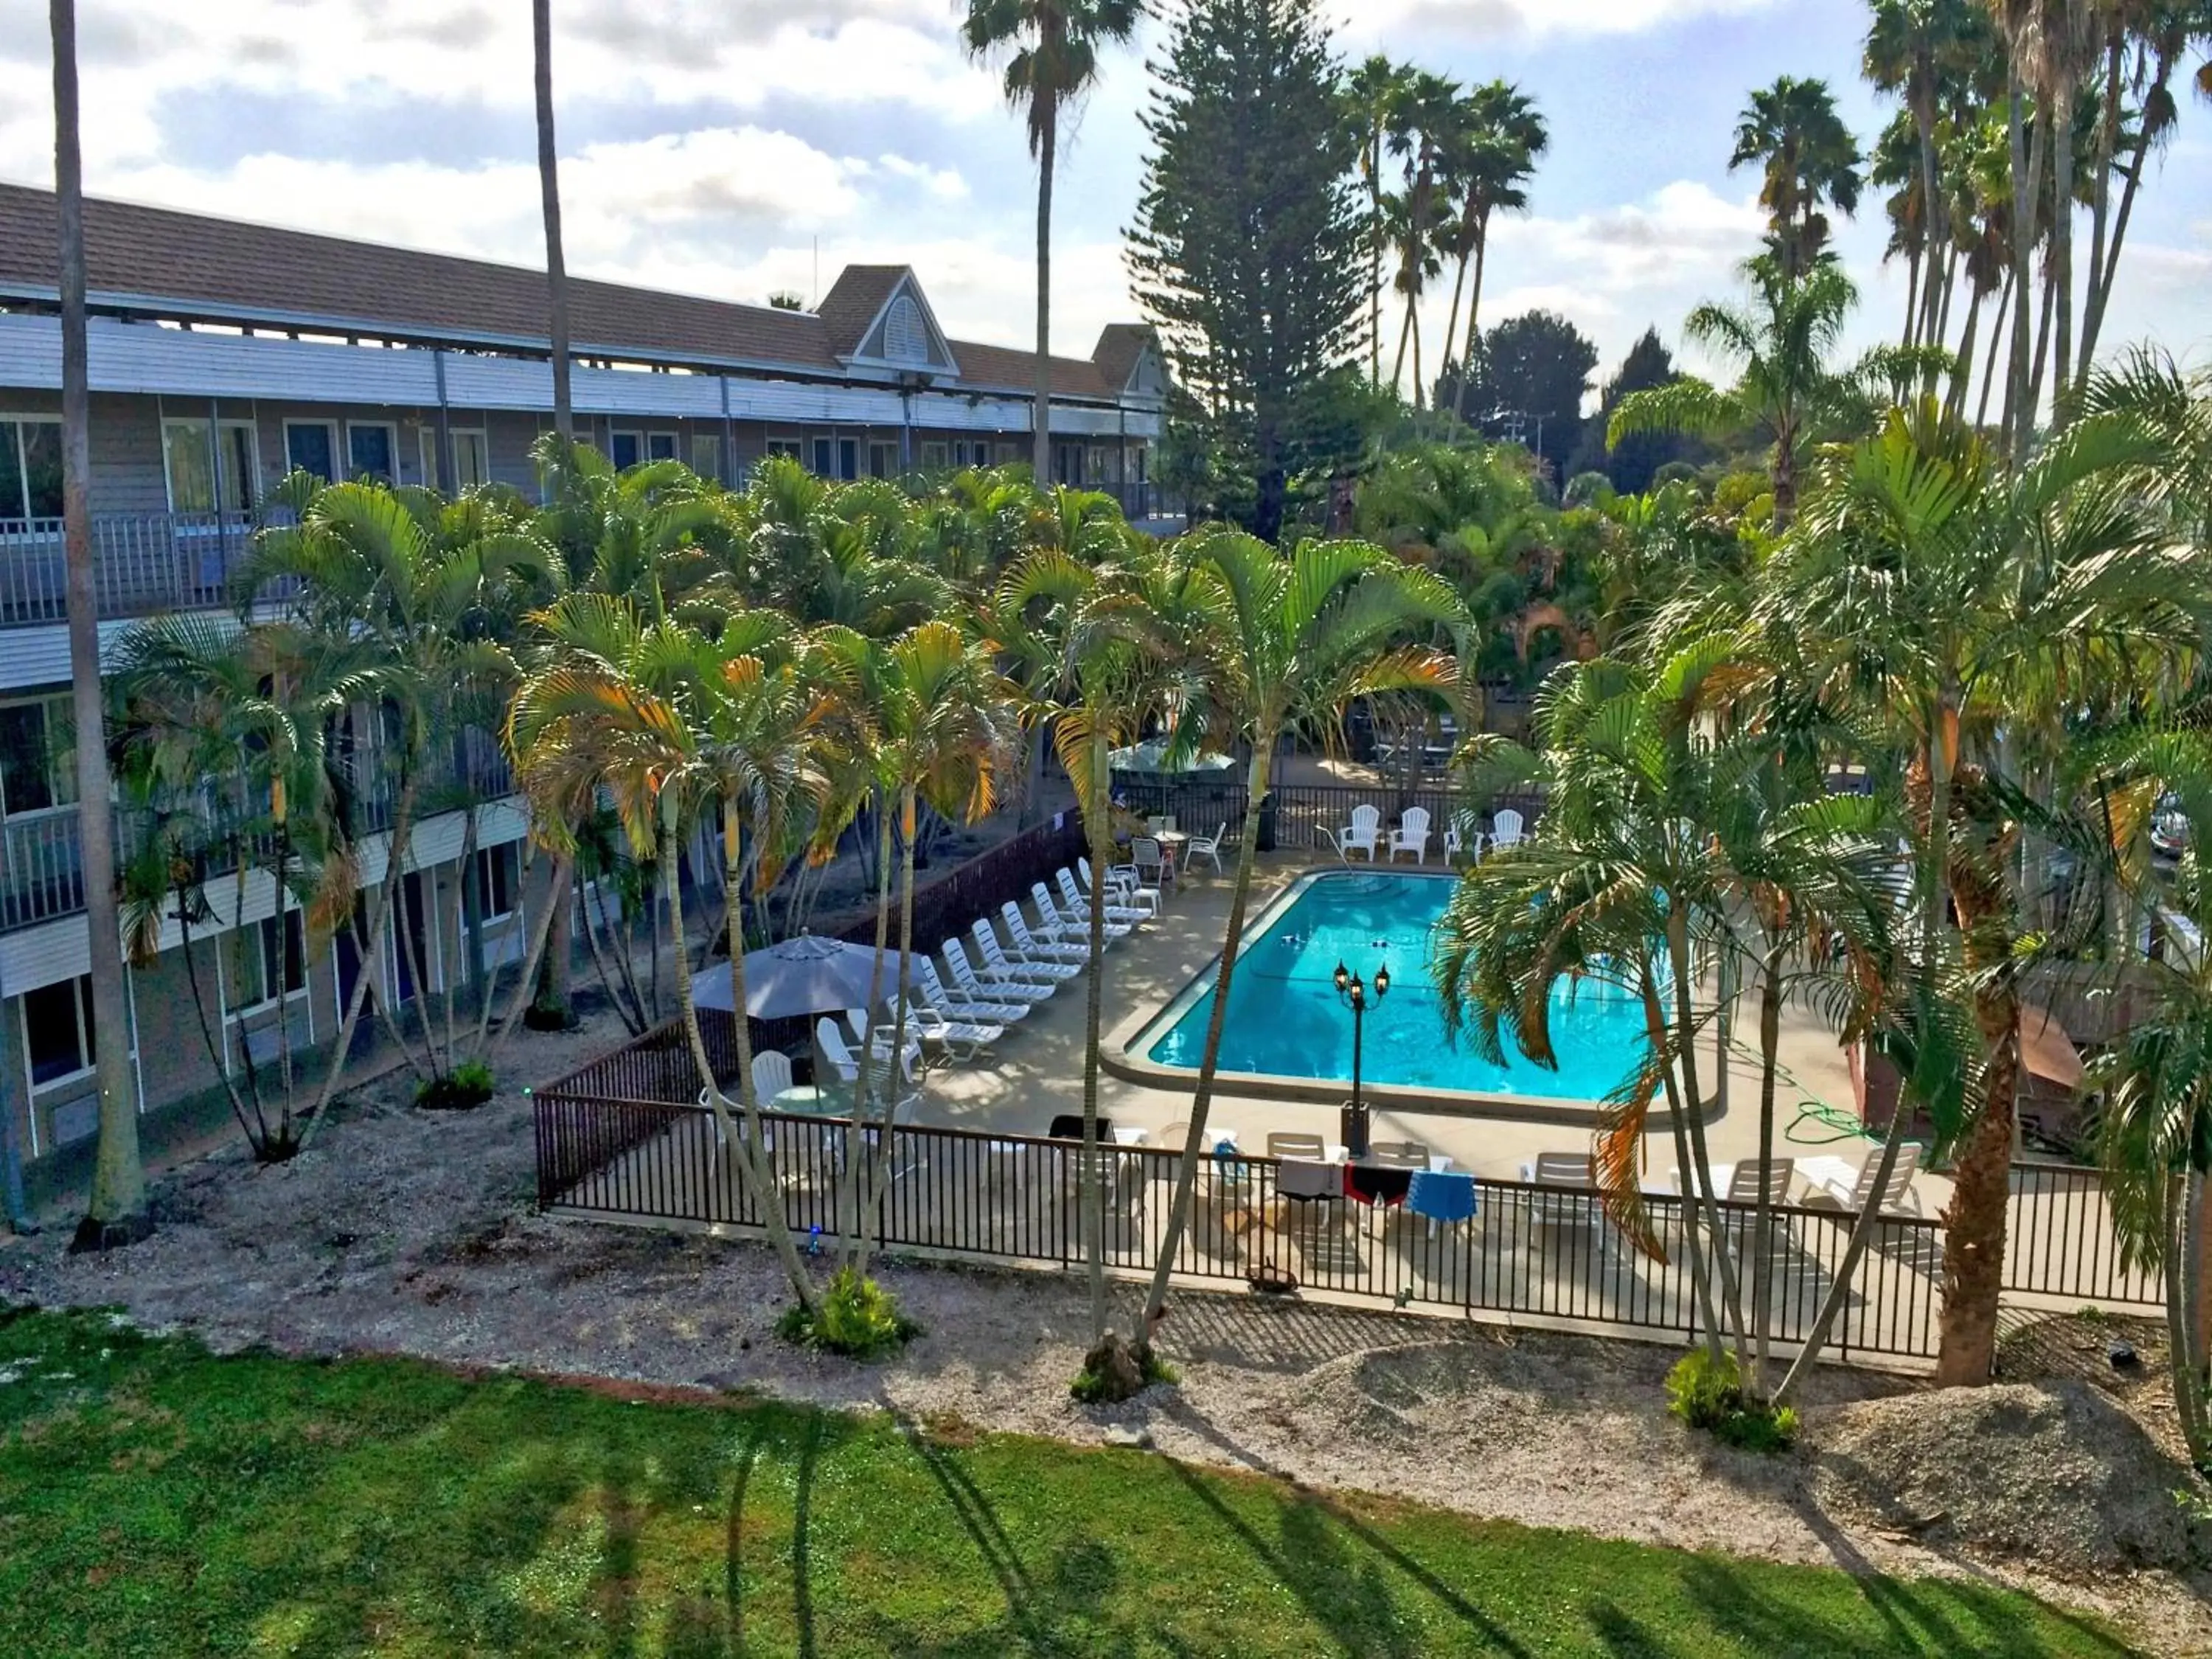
top-left (0, 181), bottom-right (1142, 403)
top-left (814, 265), bottom-right (907, 358)
top-left (1091, 324), bottom-right (1158, 394)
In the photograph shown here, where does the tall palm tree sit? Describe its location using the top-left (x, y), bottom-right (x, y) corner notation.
top-left (1385, 70), bottom-right (1464, 408)
top-left (1867, 1), bottom-right (1986, 347)
top-left (1439, 81), bottom-right (1548, 424)
top-left (1346, 56), bottom-right (1411, 388)
top-left (1731, 76), bottom-right (1867, 283)
top-left (1607, 257), bottom-right (1945, 529)
top-left (1131, 534), bottom-right (1464, 1364)
top-left (533, 0), bottom-right (572, 446)
top-left (1760, 398), bottom-right (2202, 1387)
top-left (961, 0), bottom-right (1141, 481)
top-left (52, 0), bottom-right (145, 1248)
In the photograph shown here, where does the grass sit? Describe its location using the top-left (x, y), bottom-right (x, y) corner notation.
top-left (0, 1308), bottom-right (2135, 1658)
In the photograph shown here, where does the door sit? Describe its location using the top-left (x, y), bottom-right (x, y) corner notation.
top-left (610, 431), bottom-right (642, 469)
top-left (285, 422), bottom-right (337, 482)
top-left (347, 423), bottom-right (396, 483)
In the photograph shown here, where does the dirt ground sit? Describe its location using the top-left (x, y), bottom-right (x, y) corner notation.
top-left (4, 984), bottom-right (2209, 1655)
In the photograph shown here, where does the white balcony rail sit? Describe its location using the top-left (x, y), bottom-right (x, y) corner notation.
top-left (0, 510), bottom-right (265, 627)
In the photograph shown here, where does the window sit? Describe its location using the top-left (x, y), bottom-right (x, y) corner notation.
top-left (689, 433), bottom-right (721, 483)
top-left (476, 842), bottom-right (521, 921)
top-left (0, 417), bottom-right (63, 519)
top-left (919, 441), bottom-right (948, 471)
top-left (647, 433), bottom-right (678, 462)
top-left (451, 429), bottom-right (489, 490)
top-left (0, 695), bottom-right (76, 818)
top-left (162, 418), bottom-right (257, 512)
top-left (24, 975), bottom-right (94, 1091)
top-left (347, 422), bottom-right (397, 483)
top-left (765, 437), bottom-right (803, 464)
top-left (868, 441), bottom-right (899, 479)
top-left (837, 439), bottom-right (859, 481)
top-left (809, 437), bottom-right (832, 477)
top-left (953, 439), bottom-right (990, 469)
top-left (284, 420), bottom-right (338, 482)
top-left (232, 911), bottom-right (307, 1013)
top-left (609, 431), bottom-right (643, 469)
top-left (419, 427), bottom-right (489, 490)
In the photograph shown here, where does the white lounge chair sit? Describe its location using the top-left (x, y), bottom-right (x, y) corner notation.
top-left (1669, 1157), bottom-right (1796, 1206)
top-left (1517, 1150), bottom-right (1613, 1256)
top-left (1337, 803), bottom-right (1382, 860)
top-left (1033, 882), bottom-right (1131, 944)
top-left (1067, 865), bottom-right (1151, 925)
top-left (973, 917), bottom-right (1080, 983)
top-left (1389, 806), bottom-right (1431, 864)
top-left (1489, 807), bottom-right (1526, 854)
top-left (915, 956), bottom-right (1030, 1024)
top-left (944, 937), bottom-right (1057, 1004)
top-left (816, 1018), bottom-right (863, 1088)
top-left (1799, 1144), bottom-right (1923, 1217)
top-left (885, 995), bottom-right (1002, 1061)
top-left (1001, 902), bottom-right (1093, 964)
top-left (844, 1006), bottom-right (924, 1071)
top-left (1186, 822), bottom-right (1226, 876)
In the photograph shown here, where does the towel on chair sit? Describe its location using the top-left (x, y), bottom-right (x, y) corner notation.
top-left (1407, 1169), bottom-right (1477, 1224)
top-left (1277, 1158), bottom-right (1344, 1200)
top-left (1343, 1164), bottom-right (1413, 1206)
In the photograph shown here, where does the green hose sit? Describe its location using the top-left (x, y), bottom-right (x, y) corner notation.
top-left (1785, 1100), bottom-right (1879, 1146)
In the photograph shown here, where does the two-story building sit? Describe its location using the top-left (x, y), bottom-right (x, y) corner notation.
top-left (0, 180), bottom-right (1171, 1172)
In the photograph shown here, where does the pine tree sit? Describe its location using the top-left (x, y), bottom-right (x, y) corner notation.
top-left (1125, 0), bottom-right (1368, 542)
top-left (1570, 328), bottom-right (1702, 494)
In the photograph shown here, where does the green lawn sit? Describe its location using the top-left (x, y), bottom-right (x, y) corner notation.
top-left (0, 1308), bottom-right (2131, 1658)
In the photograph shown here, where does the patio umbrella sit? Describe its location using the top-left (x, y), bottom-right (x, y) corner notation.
top-left (691, 934), bottom-right (912, 1020)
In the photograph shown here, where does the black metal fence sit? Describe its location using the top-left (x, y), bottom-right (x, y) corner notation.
top-left (1261, 782), bottom-right (1545, 860)
top-left (534, 1095), bottom-right (1968, 1363)
top-left (2006, 1161), bottom-right (2160, 1307)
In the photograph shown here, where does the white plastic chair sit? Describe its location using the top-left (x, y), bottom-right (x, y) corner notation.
top-left (1131, 838), bottom-right (1170, 901)
top-left (1489, 807), bottom-right (1526, 853)
top-left (1800, 1144), bottom-right (1923, 1217)
top-left (1517, 1150), bottom-right (1613, 1257)
top-left (816, 1018), bottom-right (862, 1086)
top-left (1186, 822), bottom-right (1226, 876)
top-left (751, 1049), bottom-right (793, 1104)
top-left (1033, 881), bottom-right (1131, 942)
top-left (1337, 803), bottom-right (1382, 860)
top-left (1001, 901), bottom-right (1093, 963)
top-left (973, 917), bottom-right (1080, 982)
top-left (916, 955), bottom-right (1030, 1023)
top-left (886, 994), bottom-right (1002, 1061)
top-left (1389, 807), bottom-right (1431, 863)
top-left (944, 936), bottom-right (1056, 1003)
top-left (1068, 864), bottom-right (1151, 925)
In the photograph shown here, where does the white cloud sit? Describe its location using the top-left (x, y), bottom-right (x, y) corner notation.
top-left (1339, 0), bottom-right (1779, 44)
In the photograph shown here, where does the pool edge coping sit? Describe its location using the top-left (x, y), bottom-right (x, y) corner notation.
top-left (1102, 866), bottom-right (1714, 1130)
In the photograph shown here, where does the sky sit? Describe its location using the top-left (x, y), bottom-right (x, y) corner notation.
top-left (0, 0), bottom-right (2205, 394)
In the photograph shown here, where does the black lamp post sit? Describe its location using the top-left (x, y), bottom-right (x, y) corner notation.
top-left (1333, 958), bottom-right (1390, 1160)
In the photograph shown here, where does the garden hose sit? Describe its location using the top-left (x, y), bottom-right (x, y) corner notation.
top-left (1785, 1100), bottom-right (1879, 1147)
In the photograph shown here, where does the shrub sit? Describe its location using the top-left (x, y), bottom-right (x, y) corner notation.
top-left (1666, 1349), bottom-right (1799, 1453)
top-left (1070, 1338), bottom-right (1178, 1405)
top-left (414, 1060), bottom-right (496, 1112)
top-left (776, 1269), bottom-right (918, 1361)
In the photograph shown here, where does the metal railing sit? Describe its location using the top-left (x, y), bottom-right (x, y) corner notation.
top-left (1260, 781), bottom-right (1545, 860)
top-left (0, 511), bottom-right (269, 627)
top-left (0, 812), bottom-right (85, 933)
top-left (532, 1094), bottom-right (1952, 1363)
top-left (2005, 1161), bottom-right (2160, 1307)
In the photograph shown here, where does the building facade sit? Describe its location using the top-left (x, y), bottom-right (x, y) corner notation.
top-left (0, 181), bottom-right (1171, 1169)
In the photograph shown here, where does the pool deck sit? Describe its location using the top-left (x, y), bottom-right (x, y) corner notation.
top-left (914, 855), bottom-right (1955, 1214)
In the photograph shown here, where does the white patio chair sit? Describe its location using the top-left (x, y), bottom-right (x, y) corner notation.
top-left (1669, 1157), bottom-right (1796, 1206)
top-left (816, 1018), bottom-right (862, 1087)
top-left (1001, 901), bottom-right (1093, 964)
top-left (1186, 822), bottom-right (1227, 876)
top-left (751, 1049), bottom-right (794, 1104)
top-left (1517, 1150), bottom-right (1613, 1257)
top-left (915, 956), bottom-right (1031, 1023)
top-left (1444, 811), bottom-right (1479, 864)
top-left (844, 1006), bottom-right (925, 1071)
top-left (1336, 803), bottom-right (1382, 860)
top-left (1388, 807), bottom-right (1431, 864)
top-left (1489, 807), bottom-right (1526, 853)
top-left (1146, 814), bottom-right (1177, 835)
top-left (885, 995), bottom-right (1002, 1061)
top-left (1131, 838), bottom-right (1170, 901)
top-left (1033, 881), bottom-right (1132, 943)
top-left (973, 917), bottom-right (1080, 983)
top-left (1068, 864), bottom-right (1152, 925)
top-left (1799, 1144), bottom-right (1924, 1217)
top-left (944, 936), bottom-right (1057, 1004)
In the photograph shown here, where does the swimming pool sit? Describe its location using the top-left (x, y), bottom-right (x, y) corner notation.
top-left (1138, 870), bottom-right (1649, 1102)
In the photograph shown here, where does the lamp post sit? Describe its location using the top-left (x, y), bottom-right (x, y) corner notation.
top-left (1333, 958), bottom-right (1390, 1160)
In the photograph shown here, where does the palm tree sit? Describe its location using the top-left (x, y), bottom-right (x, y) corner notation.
top-left (1439, 82), bottom-right (1548, 425)
top-left (52, 0), bottom-right (146, 1248)
top-left (1759, 399), bottom-right (2202, 1387)
top-left (1607, 257), bottom-right (1947, 529)
top-left (1731, 76), bottom-right (1867, 283)
top-left (1131, 534), bottom-right (1464, 1366)
top-left (1346, 56), bottom-right (1411, 387)
top-left (533, 0), bottom-right (572, 446)
top-left (1385, 70), bottom-right (1464, 408)
top-left (1866, 1), bottom-right (1986, 347)
top-left (961, 0), bottom-right (1141, 481)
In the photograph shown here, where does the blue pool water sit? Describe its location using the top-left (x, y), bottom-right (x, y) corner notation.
top-left (1142, 871), bottom-right (1649, 1100)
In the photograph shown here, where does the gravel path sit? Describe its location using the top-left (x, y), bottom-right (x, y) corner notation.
top-left (3, 1018), bottom-right (2207, 1653)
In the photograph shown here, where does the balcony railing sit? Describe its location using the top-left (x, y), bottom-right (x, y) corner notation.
top-left (0, 511), bottom-right (265, 628)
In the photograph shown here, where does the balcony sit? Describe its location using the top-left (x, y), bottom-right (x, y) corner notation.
top-left (0, 511), bottom-right (264, 628)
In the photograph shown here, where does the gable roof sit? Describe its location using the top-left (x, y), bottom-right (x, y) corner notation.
top-left (0, 181), bottom-right (1150, 405)
top-left (1091, 324), bottom-right (1160, 395)
top-left (815, 265), bottom-right (907, 358)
